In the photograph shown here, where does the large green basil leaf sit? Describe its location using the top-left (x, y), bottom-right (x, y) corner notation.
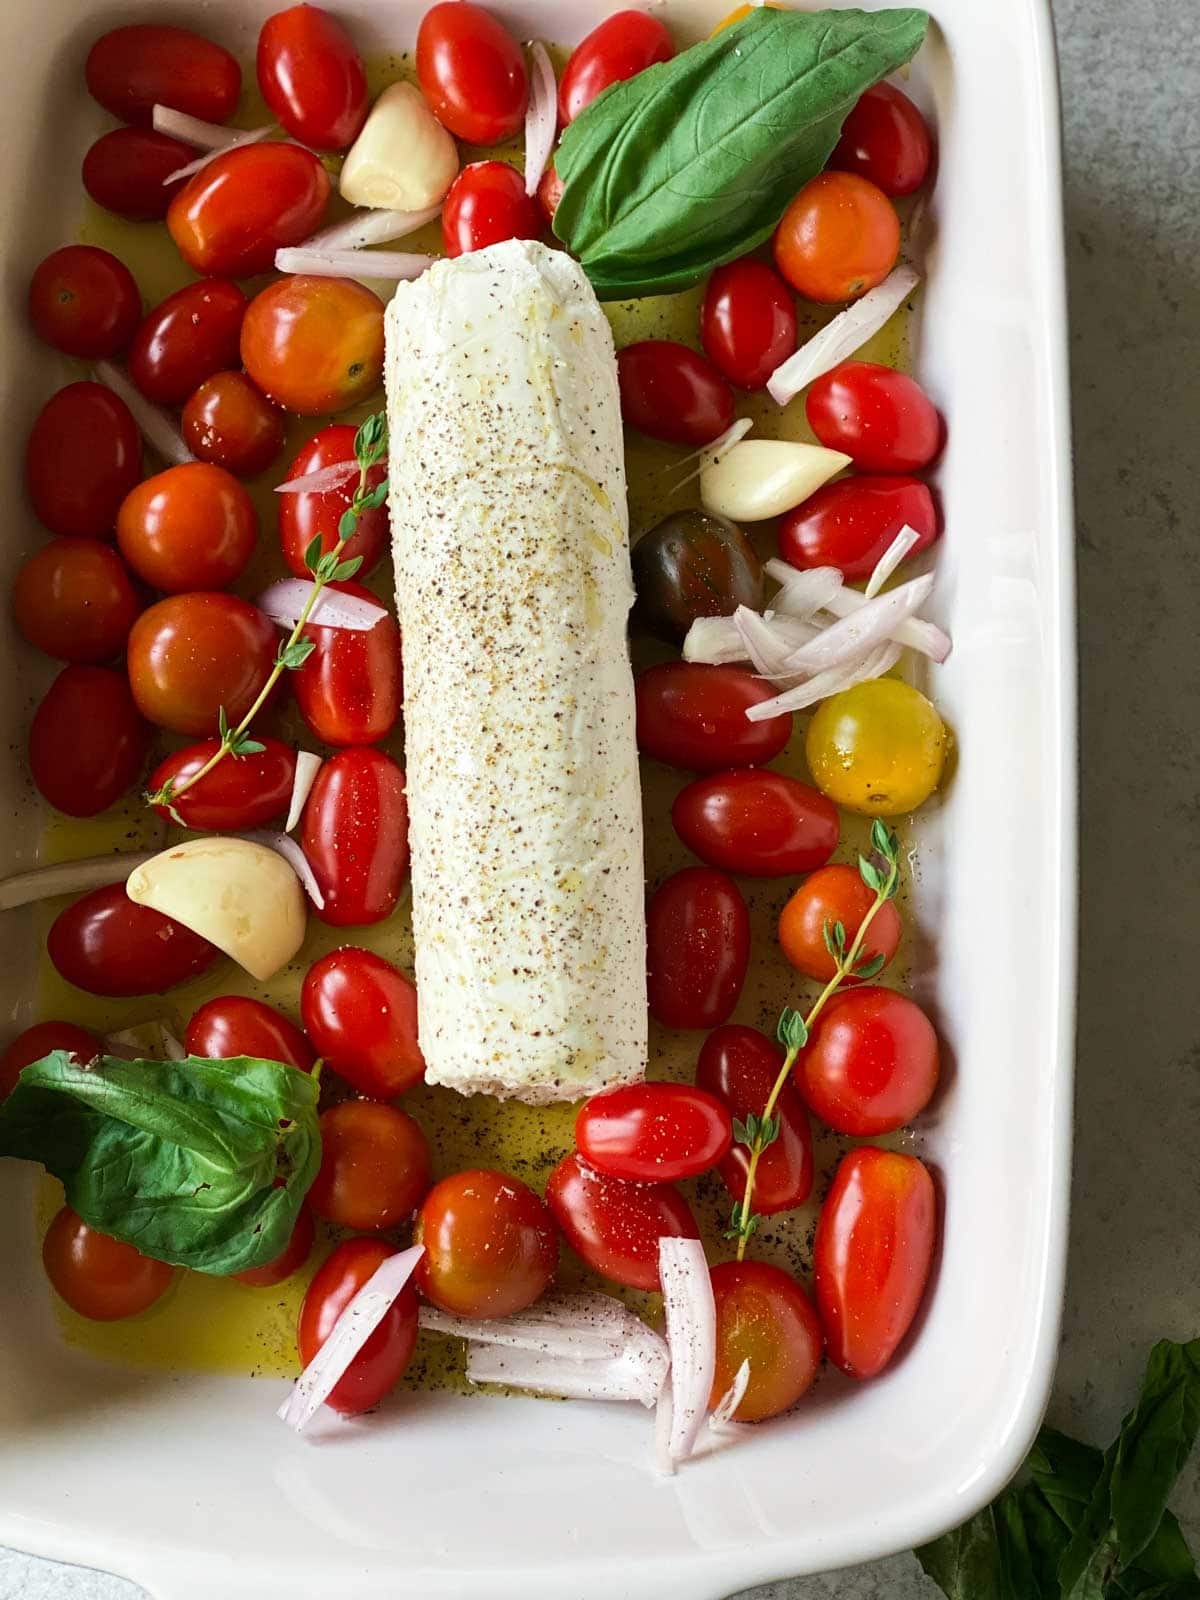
top-left (553, 6), bottom-right (929, 300)
top-left (0, 1050), bottom-right (320, 1275)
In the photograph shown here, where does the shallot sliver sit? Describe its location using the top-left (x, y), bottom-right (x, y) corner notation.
top-left (734, 606), bottom-right (798, 678)
top-left (672, 417), bottom-right (753, 491)
top-left (766, 563), bottom-right (844, 619)
top-left (709, 1359), bottom-right (751, 1430)
top-left (765, 559), bottom-right (952, 662)
top-left (523, 41), bottom-right (557, 197)
top-left (304, 205), bottom-right (442, 252)
top-left (659, 1237), bottom-right (716, 1464)
top-left (236, 831), bottom-right (325, 910)
top-left (256, 579), bottom-right (387, 633)
top-left (286, 753), bottom-right (322, 833)
top-left (0, 851), bottom-right (159, 912)
top-left (766, 265), bottom-right (921, 405)
top-left (466, 1335), bottom-right (667, 1407)
top-left (274, 459), bottom-right (361, 496)
top-left (745, 640), bottom-right (903, 720)
top-left (163, 125), bottom-right (272, 185)
top-left (865, 524), bottom-right (922, 599)
top-left (152, 104), bottom-right (251, 149)
top-left (274, 247), bottom-right (433, 281)
top-left (419, 1302), bottom-right (624, 1360)
top-left (92, 362), bottom-right (193, 466)
top-left (783, 574), bottom-right (934, 675)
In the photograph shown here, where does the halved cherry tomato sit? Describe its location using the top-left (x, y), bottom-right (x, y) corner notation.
top-left (797, 986), bottom-right (938, 1136)
top-left (182, 372), bottom-right (284, 479)
top-left (128, 280), bottom-right (247, 406)
top-left (646, 866), bottom-right (749, 1029)
top-left (26, 382), bottom-right (141, 538)
top-left (416, 2), bottom-right (528, 146)
top-left (241, 275), bottom-right (383, 416)
top-left (257, 5), bottom-right (368, 150)
top-left (127, 592), bottom-right (276, 737)
top-left (416, 1170), bottom-right (556, 1319)
top-left (301, 946), bottom-right (425, 1098)
top-left (778, 864), bottom-right (902, 984)
top-left (635, 662), bottom-right (792, 772)
top-left (814, 1146), bottom-right (936, 1379)
top-left (29, 665), bottom-right (148, 817)
top-left (442, 162), bottom-right (540, 257)
top-left (117, 463), bottom-right (258, 592)
top-left (1, 1021), bottom-right (100, 1101)
top-left (576, 1083), bottom-right (732, 1183)
top-left (82, 129), bottom-right (192, 221)
top-left (701, 260), bottom-right (797, 390)
top-left (292, 582), bottom-right (401, 746)
top-left (830, 81), bottom-right (933, 197)
top-left (278, 424), bottom-right (389, 579)
top-left (301, 748), bottom-right (409, 926)
top-left (696, 1025), bottom-right (813, 1214)
top-left (297, 1238), bottom-right (418, 1414)
top-left (48, 883), bottom-right (219, 997)
top-left (709, 1260), bottom-right (823, 1421)
top-left (149, 737), bottom-right (296, 831)
top-left (308, 1101), bottom-right (431, 1231)
top-left (13, 538), bottom-right (140, 664)
top-left (536, 163), bottom-right (563, 227)
top-left (774, 171), bottom-right (900, 304)
top-left (558, 11), bottom-right (675, 124)
top-left (617, 341), bottom-right (735, 447)
top-left (29, 246), bottom-right (140, 359)
top-left (43, 1206), bottom-right (174, 1321)
top-left (672, 770), bottom-right (839, 878)
top-left (167, 144), bottom-right (330, 278)
top-left (806, 361), bottom-right (942, 473)
top-left (234, 1206), bottom-right (315, 1287)
top-left (545, 1152), bottom-right (698, 1291)
top-left (184, 994), bottom-right (314, 1072)
top-left (780, 474), bottom-right (937, 580)
top-left (632, 510), bottom-right (763, 644)
top-left (85, 24), bottom-right (240, 127)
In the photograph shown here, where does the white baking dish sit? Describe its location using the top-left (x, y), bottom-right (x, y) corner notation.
top-left (0, 0), bottom-right (1074, 1594)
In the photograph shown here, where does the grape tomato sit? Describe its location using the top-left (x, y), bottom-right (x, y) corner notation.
top-left (575, 1082), bottom-right (732, 1183)
top-left (545, 1152), bottom-right (697, 1292)
top-left (301, 946), bottom-right (424, 1098)
top-left (279, 424), bottom-right (389, 579)
top-left (256, 5), bottom-right (368, 150)
top-left (234, 1206), bottom-right (315, 1287)
top-left (29, 665), bottom-right (149, 818)
top-left (617, 340), bottom-right (735, 446)
top-left (709, 1260), bottom-right (822, 1421)
top-left (805, 361), bottom-right (942, 474)
top-left (1, 1021), bottom-right (100, 1102)
top-left (646, 866), bottom-right (749, 1030)
top-left (636, 662), bottom-right (791, 772)
top-left (536, 163), bottom-right (563, 227)
top-left (672, 769), bottom-right (839, 878)
top-left (558, 11), bottom-right (675, 125)
top-left (28, 246), bottom-right (140, 360)
top-left (830, 81), bottom-right (933, 197)
top-left (85, 24), bottom-right (240, 127)
top-left (308, 1101), bottom-right (431, 1231)
top-left (442, 162), bottom-right (541, 258)
top-left (700, 259), bottom-right (797, 390)
top-left (797, 985), bottom-right (939, 1136)
top-left (167, 143), bottom-right (330, 278)
top-left (127, 592), bottom-right (277, 738)
top-left (780, 474), bottom-right (938, 580)
top-left (43, 1206), bottom-right (174, 1322)
top-left (128, 280), bottom-right (246, 407)
top-left (301, 748), bottom-right (410, 926)
top-left (117, 462), bottom-right (258, 593)
top-left (696, 1025), bottom-right (813, 1214)
top-left (778, 864), bottom-right (902, 984)
top-left (182, 372), bottom-right (284, 479)
top-left (416, 1169), bottom-right (557, 1318)
top-left (184, 994), bottom-right (314, 1073)
top-left (297, 1238), bottom-right (418, 1415)
top-left (149, 737), bottom-right (296, 832)
top-left (292, 581), bottom-right (402, 747)
top-left (13, 539), bottom-right (140, 664)
top-left (26, 382), bottom-right (141, 539)
top-left (416, 2), bottom-right (528, 146)
top-left (48, 883), bottom-right (219, 997)
top-left (82, 128), bottom-right (192, 221)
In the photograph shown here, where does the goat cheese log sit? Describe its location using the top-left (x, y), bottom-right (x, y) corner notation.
top-left (385, 239), bottom-right (647, 1104)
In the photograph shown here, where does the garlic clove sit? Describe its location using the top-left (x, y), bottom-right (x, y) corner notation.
top-left (340, 82), bottom-right (459, 212)
top-left (700, 439), bottom-right (852, 522)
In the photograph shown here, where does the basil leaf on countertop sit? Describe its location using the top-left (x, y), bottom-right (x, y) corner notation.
top-left (0, 1049), bottom-right (320, 1275)
top-left (553, 5), bottom-right (929, 300)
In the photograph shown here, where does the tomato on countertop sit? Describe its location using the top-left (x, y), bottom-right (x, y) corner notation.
top-left (617, 340), bottom-right (735, 447)
top-left (442, 162), bottom-right (541, 258)
top-left (701, 259), bottom-right (797, 390)
top-left (635, 662), bottom-right (792, 772)
top-left (279, 424), bottom-right (389, 579)
top-left (646, 866), bottom-right (749, 1030)
top-left (575, 1083), bottom-right (733, 1183)
top-left (830, 81), bottom-right (933, 197)
top-left (797, 985), bottom-right (939, 1136)
top-left (28, 246), bottom-right (140, 360)
top-left (13, 539), bottom-right (140, 664)
top-left (298, 1238), bottom-right (419, 1415)
top-left (128, 280), bottom-right (247, 407)
top-left (26, 382), bottom-right (141, 539)
top-left (308, 1101), bottom-right (431, 1232)
top-left (85, 24), bottom-right (240, 127)
top-left (1, 1021), bottom-right (100, 1102)
top-left (672, 769), bottom-right (839, 878)
top-left (167, 144), bottom-right (330, 278)
top-left (416, 2), bottom-right (528, 146)
top-left (29, 665), bottom-right (149, 818)
top-left (292, 581), bottom-right (402, 748)
top-left (301, 946), bottom-right (425, 1098)
top-left (48, 883), bottom-right (219, 998)
top-left (780, 475), bottom-right (938, 581)
top-left (806, 362), bottom-right (942, 474)
top-left (301, 748), bottom-right (410, 927)
top-left (185, 995), bottom-right (314, 1073)
top-left (149, 737), bottom-right (296, 832)
top-left (416, 1169), bottom-right (557, 1318)
top-left (709, 1260), bottom-right (823, 1421)
top-left (778, 864), bottom-right (902, 984)
top-left (557, 11), bottom-right (675, 125)
top-left (82, 129), bottom-right (193, 222)
top-left (545, 1153), bottom-right (698, 1292)
top-left (43, 1206), bottom-right (175, 1322)
top-left (696, 1025), bottom-right (813, 1214)
top-left (257, 5), bottom-right (368, 151)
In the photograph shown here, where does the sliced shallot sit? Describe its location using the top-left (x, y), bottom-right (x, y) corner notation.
top-left (734, 606), bottom-right (799, 678)
top-left (765, 558), bottom-right (952, 663)
top-left (286, 752), bottom-right (323, 834)
top-left (659, 1237), bottom-right (717, 1465)
top-left (766, 265), bottom-right (921, 406)
top-left (709, 1359), bottom-right (750, 1431)
top-left (682, 616), bottom-right (745, 666)
top-left (0, 850), bottom-right (158, 912)
top-left (672, 416), bottom-right (754, 491)
top-left (466, 1334), bottom-right (667, 1408)
top-left (105, 1022), bottom-right (186, 1063)
top-left (163, 125), bottom-right (273, 185)
top-left (784, 574), bottom-right (935, 676)
top-left (419, 1293), bottom-right (635, 1360)
top-left (93, 361), bottom-right (193, 466)
top-left (864, 524), bottom-right (922, 599)
top-left (745, 640), bottom-right (902, 720)
top-left (256, 579), bottom-right (388, 633)
top-left (274, 459), bottom-right (361, 497)
top-left (152, 104), bottom-right (255, 150)
top-left (303, 204), bottom-right (442, 252)
top-left (523, 41), bottom-right (557, 197)
top-left (274, 247), bottom-right (434, 281)
top-left (766, 563), bottom-right (845, 620)
top-left (237, 830), bottom-right (325, 911)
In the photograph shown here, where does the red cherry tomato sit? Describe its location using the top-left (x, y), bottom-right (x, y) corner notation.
top-left (292, 581), bottom-right (401, 747)
top-left (308, 1101), bottom-right (431, 1231)
top-left (13, 539), bottom-right (140, 664)
top-left (416, 2), bottom-right (528, 146)
top-left (797, 986), bottom-right (938, 1136)
top-left (830, 82), bottom-right (932, 197)
top-left (536, 163), bottom-right (563, 227)
top-left (85, 25), bottom-right (240, 127)
top-left (778, 864), bottom-right (902, 984)
top-left (806, 361), bottom-right (942, 473)
top-left (646, 866), bottom-right (749, 1029)
top-left (182, 372), bottom-right (284, 479)
top-left (127, 592), bottom-right (276, 737)
top-left (26, 382), bottom-right (141, 538)
top-left (29, 665), bottom-right (149, 817)
top-left (149, 737), bottom-right (296, 831)
top-left (117, 463), bottom-right (258, 592)
top-left (297, 1238), bottom-right (418, 1415)
top-left (185, 994), bottom-right (314, 1072)
top-left (1, 1021), bottom-right (100, 1102)
top-left (43, 1206), bottom-right (174, 1321)
top-left (82, 130), bottom-right (192, 221)
top-left (257, 5), bottom-right (368, 150)
top-left (558, 11), bottom-right (675, 124)
top-left (814, 1146), bottom-right (936, 1379)
top-left (28, 246), bottom-right (141, 360)
top-left (709, 1260), bottom-right (823, 1421)
top-left (635, 662), bottom-right (792, 772)
top-left (127, 280), bottom-right (246, 407)
top-left (672, 770), bottom-right (839, 878)
top-left (416, 1169), bottom-right (556, 1318)
top-left (700, 260), bottom-right (797, 391)
top-left (773, 171), bottom-right (900, 304)
top-left (617, 341), bottom-right (735, 447)
top-left (278, 424), bottom-right (389, 580)
top-left (301, 748), bottom-right (409, 926)
top-left (167, 144), bottom-right (330, 278)
top-left (241, 275), bottom-right (384, 417)
top-left (48, 883), bottom-right (219, 997)
top-left (234, 1206), bottom-right (315, 1287)
top-left (576, 1083), bottom-right (732, 1183)
top-left (301, 946), bottom-right (425, 1098)
top-left (545, 1152), bottom-right (698, 1291)
top-left (696, 1025), bottom-right (813, 1214)
top-left (442, 162), bottom-right (541, 258)
top-left (780, 474), bottom-right (937, 581)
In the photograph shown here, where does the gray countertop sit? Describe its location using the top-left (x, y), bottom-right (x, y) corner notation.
top-left (4, 0), bottom-right (1198, 1594)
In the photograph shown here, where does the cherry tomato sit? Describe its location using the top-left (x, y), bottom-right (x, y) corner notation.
top-left (806, 678), bottom-right (948, 816)
top-left (830, 82), bottom-right (933, 197)
top-left (558, 11), bottom-right (675, 124)
top-left (278, 424), bottom-right (389, 580)
top-left (29, 665), bottom-right (149, 816)
top-left (301, 947), bottom-right (424, 1098)
top-left (814, 1146), bottom-right (936, 1379)
top-left (696, 1025), bottom-right (813, 1213)
top-left (301, 748), bottom-right (409, 926)
top-left (442, 162), bottom-right (541, 257)
top-left (241, 275), bottom-right (383, 417)
top-left (257, 5), bottom-right (368, 150)
top-left (309, 1101), bottom-right (431, 1231)
top-left (117, 463), bottom-right (258, 592)
top-left (635, 662), bottom-right (792, 772)
top-left (711, 1), bottom-right (788, 32)
top-left (127, 592), bottom-right (277, 737)
top-left (185, 994), bottom-right (314, 1072)
top-left (632, 510), bottom-right (763, 644)
top-left (43, 1206), bottom-right (174, 1321)
top-left (234, 1206), bottom-right (315, 1287)
top-left (798, 986), bottom-right (938, 1136)
top-left (545, 1153), bottom-right (698, 1291)
top-left (28, 246), bottom-right (140, 360)
top-left (805, 361), bottom-right (941, 473)
top-left (536, 163), bottom-right (563, 227)
top-left (26, 382), bottom-right (141, 538)
top-left (1, 1021), bottom-right (100, 1102)
top-left (297, 1238), bottom-right (418, 1415)
top-left (82, 129), bottom-right (193, 221)
top-left (416, 2), bottom-right (528, 146)
top-left (182, 373), bottom-right (283, 480)
top-left (672, 770), bottom-right (839, 878)
top-left (48, 883), bottom-right (219, 997)
top-left (774, 171), bottom-right (900, 303)
top-left (780, 474), bottom-right (937, 581)
top-left (646, 866), bottom-right (749, 1030)
top-left (701, 260), bottom-right (797, 390)
top-left (127, 280), bottom-right (246, 407)
top-left (167, 144), bottom-right (330, 278)
top-left (778, 863), bottom-right (902, 984)
top-left (149, 737), bottom-right (296, 831)
top-left (417, 1169), bottom-right (558, 1318)
top-left (709, 1260), bottom-right (823, 1421)
top-left (85, 25), bottom-right (240, 127)
top-left (576, 1083), bottom-right (732, 1183)
top-left (617, 341), bottom-right (735, 447)
top-left (292, 582), bottom-right (401, 747)
top-left (13, 538), bottom-right (140, 663)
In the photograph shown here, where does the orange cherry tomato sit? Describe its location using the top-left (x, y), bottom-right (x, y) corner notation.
top-left (167, 144), bottom-right (330, 278)
top-left (26, 382), bottom-right (142, 539)
top-left (28, 246), bottom-right (140, 359)
top-left (256, 5), bottom-right (368, 151)
top-left (182, 372), bottom-right (284, 479)
top-left (185, 994), bottom-right (314, 1073)
top-left (297, 1238), bottom-right (419, 1414)
top-left (1, 1021), bottom-right (99, 1101)
top-left (416, 1169), bottom-right (557, 1318)
top-left (711, 2), bottom-right (788, 35)
top-left (416, 2), bottom-right (528, 146)
top-left (126, 592), bottom-right (276, 736)
top-left (117, 463), bottom-right (258, 592)
top-left (85, 24), bottom-right (240, 127)
top-left (43, 1206), bottom-right (174, 1321)
top-left (292, 580), bottom-right (402, 747)
top-left (241, 275), bottom-right (384, 416)
top-left (13, 538), bottom-right (140, 663)
top-left (234, 1206), bottom-right (315, 1287)
top-left (536, 163), bottom-right (563, 227)
top-left (82, 128), bottom-right (192, 221)
top-left (709, 1260), bottom-right (823, 1421)
top-left (308, 1101), bottom-right (431, 1231)
top-left (29, 665), bottom-right (149, 817)
top-left (778, 863), bottom-right (902, 983)
top-left (773, 171), bottom-right (900, 303)
top-left (127, 279), bottom-right (247, 406)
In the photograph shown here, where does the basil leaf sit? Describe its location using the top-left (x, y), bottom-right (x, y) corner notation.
top-left (916, 1504), bottom-right (1012, 1599)
top-left (553, 6), bottom-right (928, 299)
top-left (0, 1050), bottom-right (320, 1275)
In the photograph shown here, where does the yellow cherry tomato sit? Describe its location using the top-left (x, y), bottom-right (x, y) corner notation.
top-left (806, 678), bottom-right (949, 816)
top-left (711, 2), bottom-right (789, 36)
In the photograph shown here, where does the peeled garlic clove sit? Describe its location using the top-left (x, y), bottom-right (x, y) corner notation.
top-left (340, 82), bottom-right (459, 212)
top-left (126, 838), bottom-right (306, 983)
top-left (700, 439), bottom-right (852, 522)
